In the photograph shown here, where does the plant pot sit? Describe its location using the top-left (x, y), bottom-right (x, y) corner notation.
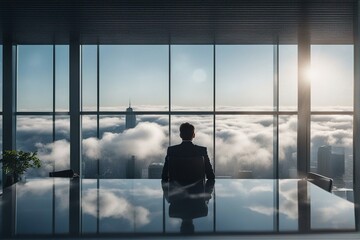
top-left (5, 175), bottom-right (14, 188)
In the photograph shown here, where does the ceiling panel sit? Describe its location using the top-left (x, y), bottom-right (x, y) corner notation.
top-left (0, 0), bottom-right (355, 44)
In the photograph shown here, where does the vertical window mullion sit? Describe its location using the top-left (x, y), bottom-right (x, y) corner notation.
top-left (213, 44), bottom-right (216, 174)
top-left (168, 44), bottom-right (171, 146)
top-left (96, 44), bottom-right (100, 234)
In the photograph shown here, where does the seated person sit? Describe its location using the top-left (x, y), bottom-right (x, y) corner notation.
top-left (161, 122), bottom-right (215, 183)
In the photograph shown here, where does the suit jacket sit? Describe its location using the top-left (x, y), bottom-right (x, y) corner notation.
top-left (161, 141), bottom-right (215, 181)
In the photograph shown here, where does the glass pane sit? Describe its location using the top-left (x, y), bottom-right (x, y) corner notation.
top-left (94, 115), bottom-right (168, 178)
top-left (81, 179), bottom-right (98, 233)
top-left (16, 116), bottom-right (53, 178)
top-left (82, 45), bottom-right (97, 111)
top-left (279, 179), bottom-right (298, 231)
top-left (82, 115), bottom-right (98, 178)
top-left (164, 180), bottom-right (214, 233)
top-left (215, 115), bottom-right (274, 178)
top-left (171, 45), bottom-right (213, 111)
top-left (55, 116), bottom-right (70, 171)
top-left (55, 45), bottom-right (69, 111)
top-left (16, 179), bottom-right (52, 234)
top-left (18, 45), bottom-right (53, 111)
top-left (279, 45), bottom-right (297, 111)
top-left (216, 179), bottom-right (275, 232)
top-left (311, 45), bottom-right (353, 111)
top-left (216, 45), bottom-right (273, 111)
top-left (310, 181), bottom-right (355, 230)
top-left (0, 116), bottom-right (2, 193)
top-left (170, 115), bottom-right (214, 163)
top-left (0, 45), bottom-right (2, 111)
top-left (279, 115), bottom-right (297, 178)
top-left (311, 115), bottom-right (353, 201)
top-left (99, 180), bottom-right (163, 233)
top-left (100, 45), bottom-right (168, 111)
top-left (54, 178), bottom-right (70, 233)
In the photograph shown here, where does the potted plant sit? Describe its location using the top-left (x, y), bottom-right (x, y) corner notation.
top-left (0, 150), bottom-right (41, 187)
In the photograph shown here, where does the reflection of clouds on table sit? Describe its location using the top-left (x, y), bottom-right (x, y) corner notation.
top-left (82, 189), bottom-right (150, 226)
top-left (310, 183), bottom-right (355, 229)
top-left (278, 179), bottom-right (298, 220)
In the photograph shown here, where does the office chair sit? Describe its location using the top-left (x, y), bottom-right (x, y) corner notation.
top-left (307, 172), bottom-right (333, 192)
top-left (168, 156), bottom-right (205, 185)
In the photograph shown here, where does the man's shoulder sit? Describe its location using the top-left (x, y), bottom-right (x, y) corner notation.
top-left (167, 144), bottom-right (182, 151)
top-left (193, 144), bottom-right (207, 152)
top-left (167, 143), bottom-right (207, 152)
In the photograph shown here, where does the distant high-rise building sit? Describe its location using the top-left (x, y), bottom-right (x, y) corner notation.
top-left (126, 155), bottom-right (136, 179)
top-left (317, 145), bottom-right (345, 178)
top-left (148, 162), bottom-right (164, 179)
top-left (125, 101), bottom-right (136, 129)
top-left (318, 145), bottom-right (332, 176)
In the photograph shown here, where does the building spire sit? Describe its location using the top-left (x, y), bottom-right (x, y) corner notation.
top-left (129, 98), bottom-right (131, 108)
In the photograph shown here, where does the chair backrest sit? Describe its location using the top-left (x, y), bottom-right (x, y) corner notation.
top-left (168, 156), bottom-right (205, 184)
top-left (307, 172), bottom-right (333, 192)
top-left (49, 169), bottom-right (75, 178)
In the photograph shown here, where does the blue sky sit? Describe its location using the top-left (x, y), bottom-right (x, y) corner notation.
top-left (14, 44), bottom-right (354, 112)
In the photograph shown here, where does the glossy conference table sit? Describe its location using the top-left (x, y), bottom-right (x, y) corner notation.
top-left (0, 178), bottom-right (356, 237)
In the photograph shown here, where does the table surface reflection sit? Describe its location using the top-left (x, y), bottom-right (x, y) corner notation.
top-left (0, 178), bottom-right (356, 237)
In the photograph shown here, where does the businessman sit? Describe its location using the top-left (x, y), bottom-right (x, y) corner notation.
top-left (161, 122), bottom-right (215, 182)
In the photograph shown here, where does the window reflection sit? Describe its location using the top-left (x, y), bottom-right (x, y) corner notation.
top-left (16, 179), bottom-right (53, 234)
top-left (215, 179), bottom-right (275, 231)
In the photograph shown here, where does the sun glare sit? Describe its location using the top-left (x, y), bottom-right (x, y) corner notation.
top-left (304, 66), bottom-right (318, 82)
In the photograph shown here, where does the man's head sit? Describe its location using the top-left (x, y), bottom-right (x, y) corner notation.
top-left (180, 122), bottom-right (195, 141)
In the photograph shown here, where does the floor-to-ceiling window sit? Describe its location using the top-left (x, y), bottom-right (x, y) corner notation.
top-left (9, 44), bottom-right (353, 199)
top-left (80, 44), bottom-right (298, 180)
top-left (0, 45), bottom-right (3, 193)
top-left (14, 45), bottom-right (70, 234)
top-left (16, 45), bottom-right (70, 177)
top-left (310, 45), bottom-right (354, 201)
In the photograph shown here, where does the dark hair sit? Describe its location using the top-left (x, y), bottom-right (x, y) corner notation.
top-left (180, 122), bottom-right (195, 140)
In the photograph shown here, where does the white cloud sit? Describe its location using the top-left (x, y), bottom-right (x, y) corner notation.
top-left (83, 121), bottom-right (167, 162)
top-left (15, 111), bottom-right (353, 178)
top-left (36, 139), bottom-right (70, 170)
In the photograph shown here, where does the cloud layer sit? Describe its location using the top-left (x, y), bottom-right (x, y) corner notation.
top-left (14, 113), bottom-right (352, 179)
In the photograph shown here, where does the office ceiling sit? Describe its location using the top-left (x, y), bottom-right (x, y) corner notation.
top-left (0, 0), bottom-right (355, 44)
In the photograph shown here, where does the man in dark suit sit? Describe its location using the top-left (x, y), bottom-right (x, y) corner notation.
top-left (161, 122), bottom-right (215, 182)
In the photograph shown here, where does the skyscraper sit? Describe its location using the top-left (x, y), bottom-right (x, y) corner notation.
top-left (148, 162), bottom-right (164, 179)
top-left (317, 145), bottom-right (345, 178)
top-left (125, 101), bottom-right (136, 129)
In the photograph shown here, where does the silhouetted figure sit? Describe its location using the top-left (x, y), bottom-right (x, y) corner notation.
top-left (162, 179), bottom-right (215, 234)
top-left (161, 122), bottom-right (215, 183)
